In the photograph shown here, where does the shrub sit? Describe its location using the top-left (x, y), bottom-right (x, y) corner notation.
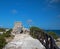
top-left (30, 26), bottom-right (44, 38)
top-left (0, 35), bottom-right (7, 49)
top-left (48, 32), bottom-right (58, 39)
top-left (0, 28), bottom-right (5, 32)
top-left (0, 29), bottom-right (12, 49)
top-left (4, 29), bottom-right (12, 37)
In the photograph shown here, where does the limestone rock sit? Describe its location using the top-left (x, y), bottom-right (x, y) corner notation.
top-left (11, 22), bottom-right (30, 35)
top-left (11, 22), bottom-right (23, 35)
top-left (3, 34), bottom-right (45, 49)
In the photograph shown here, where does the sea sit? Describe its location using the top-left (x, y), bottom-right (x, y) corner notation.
top-left (45, 30), bottom-right (60, 37)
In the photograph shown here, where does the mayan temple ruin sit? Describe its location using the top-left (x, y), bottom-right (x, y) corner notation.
top-left (11, 22), bottom-right (30, 35)
top-left (11, 22), bottom-right (22, 35)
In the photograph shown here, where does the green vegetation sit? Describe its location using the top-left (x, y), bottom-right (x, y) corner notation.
top-left (30, 26), bottom-right (45, 39)
top-left (30, 26), bottom-right (58, 40)
top-left (0, 29), bottom-right (12, 49)
top-left (0, 35), bottom-right (7, 49)
top-left (30, 26), bottom-right (40, 38)
top-left (48, 32), bottom-right (58, 39)
top-left (0, 28), bottom-right (5, 32)
top-left (4, 29), bottom-right (12, 37)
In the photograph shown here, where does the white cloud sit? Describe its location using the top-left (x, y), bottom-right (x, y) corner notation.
top-left (45, 0), bottom-right (60, 8)
top-left (46, 0), bottom-right (59, 3)
top-left (27, 19), bottom-right (33, 27)
top-left (27, 19), bottom-right (32, 24)
top-left (11, 9), bottom-right (18, 14)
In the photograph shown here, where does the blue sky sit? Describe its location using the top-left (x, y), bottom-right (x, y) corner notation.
top-left (0, 0), bottom-right (60, 30)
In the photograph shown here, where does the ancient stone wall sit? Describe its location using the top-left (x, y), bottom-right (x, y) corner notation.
top-left (11, 22), bottom-right (23, 35)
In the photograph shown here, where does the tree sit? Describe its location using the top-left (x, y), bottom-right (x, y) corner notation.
top-left (3, 29), bottom-right (12, 37)
top-left (48, 32), bottom-right (58, 39)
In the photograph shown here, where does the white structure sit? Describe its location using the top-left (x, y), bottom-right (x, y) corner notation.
top-left (11, 22), bottom-right (23, 35)
top-left (11, 22), bottom-right (30, 35)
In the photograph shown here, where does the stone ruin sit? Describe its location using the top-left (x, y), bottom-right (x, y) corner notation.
top-left (11, 22), bottom-right (30, 35)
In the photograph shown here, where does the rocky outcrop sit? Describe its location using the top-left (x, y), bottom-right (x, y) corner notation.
top-left (11, 22), bottom-right (30, 35)
top-left (11, 22), bottom-right (23, 35)
top-left (3, 34), bottom-right (45, 49)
